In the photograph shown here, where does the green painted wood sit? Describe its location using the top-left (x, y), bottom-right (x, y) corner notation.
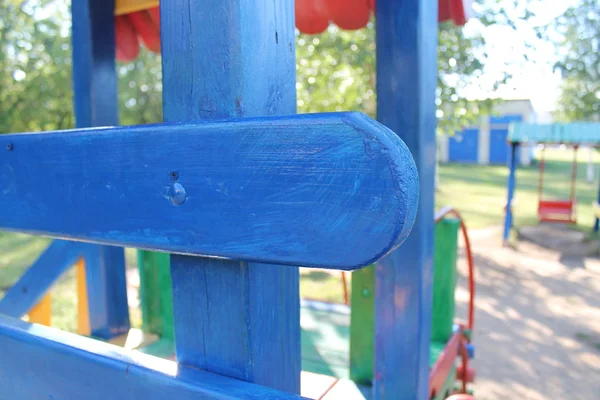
top-left (137, 251), bottom-right (174, 340)
top-left (349, 219), bottom-right (460, 384)
top-left (349, 265), bottom-right (375, 385)
top-left (431, 219), bottom-right (460, 342)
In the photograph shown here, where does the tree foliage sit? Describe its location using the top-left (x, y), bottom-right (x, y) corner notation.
top-left (0, 0), bottom-right (532, 135)
top-left (550, 0), bottom-right (599, 122)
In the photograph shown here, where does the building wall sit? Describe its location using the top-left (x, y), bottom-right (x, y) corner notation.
top-left (441, 99), bottom-right (536, 166)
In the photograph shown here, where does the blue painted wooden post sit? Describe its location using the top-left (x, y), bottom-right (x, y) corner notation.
top-left (71, 0), bottom-right (130, 339)
top-left (594, 180), bottom-right (600, 232)
top-left (159, 0), bottom-right (300, 393)
top-left (503, 143), bottom-right (519, 244)
top-left (374, 0), bottom-right (437, 399)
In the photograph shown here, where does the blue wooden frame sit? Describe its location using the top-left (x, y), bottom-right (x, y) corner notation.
top-left (0, 241), bottom-right (88, 317)
top-left (0, 314), bottom-right (304, 399)
top-left (0, 0), bottom-right (440, 397)
top-left (0, 114), bottom-right (417, 270)
top-left (374, 0), bottom-right (438, 399)
top-left (70, 0), bottom-right (130, 339)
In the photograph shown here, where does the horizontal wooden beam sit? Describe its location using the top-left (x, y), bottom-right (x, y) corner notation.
top-left (0, 112), bottom-right (418, 270)
top-left (0, 314), bottom-right (304, 399)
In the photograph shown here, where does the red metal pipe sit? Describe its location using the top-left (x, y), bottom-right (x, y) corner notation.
top-left (434, 206), bottom-right (475, 331)
top-left (341, 271), bottom-right (349, 306)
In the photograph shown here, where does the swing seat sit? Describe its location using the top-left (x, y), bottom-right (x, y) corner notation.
top-left (538, 199), bottom-right (577, 224)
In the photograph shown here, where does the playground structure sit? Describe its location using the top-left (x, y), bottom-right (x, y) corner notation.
top-left (503, 122), bottom-right (600, 243)
top-left (0, 1), bottom-right (477, 399)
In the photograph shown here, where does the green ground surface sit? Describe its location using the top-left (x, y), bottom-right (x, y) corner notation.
top-left (2, 148), bottom-right (599, 324)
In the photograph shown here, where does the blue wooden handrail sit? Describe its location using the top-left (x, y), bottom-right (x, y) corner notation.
top-left (0, 112), bottom-right (418, 270)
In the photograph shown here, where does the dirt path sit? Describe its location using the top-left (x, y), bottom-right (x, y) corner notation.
top-left (456, 227), bottom-right (600, 400)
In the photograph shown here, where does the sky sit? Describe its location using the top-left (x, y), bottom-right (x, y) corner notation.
top-left (35, 0), bottom-right (577, 115)
top-left (465, 0), bottom-right (579, 113)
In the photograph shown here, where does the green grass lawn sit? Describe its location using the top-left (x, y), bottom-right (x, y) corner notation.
top-left (438, 147), bottom-right (600, 230)
top-left (2, 147), bottom-right (599, 324)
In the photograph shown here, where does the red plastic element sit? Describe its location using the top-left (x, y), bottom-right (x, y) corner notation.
top-left (368, 0), bottom-right (375, 13)
top-left (538, 200), bottom-right (577, 224)
top-left (115, 15), bottom-right (140, 62)
top-left (114, 0), bottom-right (469, 60)
top-left (327, 0), bottom-right (371, 31)
top-left (456, 364), bottom-right (475, 383)
top-left (128, 11), bottom-right (161, 53)
top-left (435, 206), bottom-right (475, 331)
top-left (439, 0), bottom-right (468, 25)
top-left (429, 333), bottom-right (461, 398)
top-left (296, 0), bottom-right (330, 35)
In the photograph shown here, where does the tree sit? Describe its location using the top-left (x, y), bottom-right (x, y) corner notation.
top-left (0, 0), bottom-right (74, 133)
top-left (550, 0), bottom-right (599, 121)
top-left (296, 1), bottom-right (533, 135)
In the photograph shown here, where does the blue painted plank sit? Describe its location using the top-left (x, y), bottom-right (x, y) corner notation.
top-left (0, 113), bottom-right (418, 270)
top-left (0, 315), bottom-right (306, 399)
top-left (82, 245), bottom-right (131, 339)
top-left (71, 0), bottom-right (130, 338)
top-left (160, 0), bottom-right (302, 394)
top-left (0, 240), bottom-right (88, 317)
top-left (503, 143), bottom-right (519, 244)
top-left (374, 0), bottom-right (437, 399)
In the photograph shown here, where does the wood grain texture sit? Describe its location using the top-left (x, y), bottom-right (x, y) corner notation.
top-left (0, 240), bottom-right (87, 318)
top-left (374, 0), bottom-right (438, 399)
top-left (71, 0), bottom-right (130, 339)
top-left (0, 315), bottom-right (306, 400)
top-left (160, 0), bottom-right (303, 394)
top-left (0, 113), bottom-right (418, 270)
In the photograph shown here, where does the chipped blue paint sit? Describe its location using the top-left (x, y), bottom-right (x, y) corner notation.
top-left (373, 0), bottom-right (437, 399)
top-left (0, 113), bottom-right (418, 270)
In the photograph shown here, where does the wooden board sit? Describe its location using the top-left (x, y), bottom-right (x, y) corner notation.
top-left (0, 113), bottom-right (418, 270)
top-left (0, 315), bottom-right (304, 400)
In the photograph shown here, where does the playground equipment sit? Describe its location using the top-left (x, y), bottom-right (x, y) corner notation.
top-left (537, 145), bottom-right (579, 224)
top-left (504, 122), bottom-right (600, 242)
top-left (0, 0), bottom-right (477, 399)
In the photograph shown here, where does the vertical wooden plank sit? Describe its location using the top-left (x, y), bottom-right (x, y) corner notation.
top-left (160, 0), bottom-right (300, 393)
top-left (430, 220), bottom-right (459, 342)
top-left (28, 294), bottom-right (52, 326)
top-left (503, 143), bottom-right (519, 244)
top-left (374, 1), bottom-right (438, 399)
top-left (71, 0), bottom-right (130, 339)
top-left (349, 266), bottom-right (375, 385)
top-left (83, 245), bottom-right (130, 338)
top-left (76, 259), bottom-right (91, 336)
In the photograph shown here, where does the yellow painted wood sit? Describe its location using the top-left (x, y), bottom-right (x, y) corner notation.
top-left (115, 0), bottom-right (158, 15)
top-left (76, 258), bottom-right (91, 336)
top-left (28, 294), bottom-right (52, 326)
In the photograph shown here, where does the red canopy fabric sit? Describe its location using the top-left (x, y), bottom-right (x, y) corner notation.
top-left (116, 0), bottom-right (469, 62)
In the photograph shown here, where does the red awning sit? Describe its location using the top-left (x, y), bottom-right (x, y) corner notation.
top-left (116, 0), bottom-right (470, 61)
